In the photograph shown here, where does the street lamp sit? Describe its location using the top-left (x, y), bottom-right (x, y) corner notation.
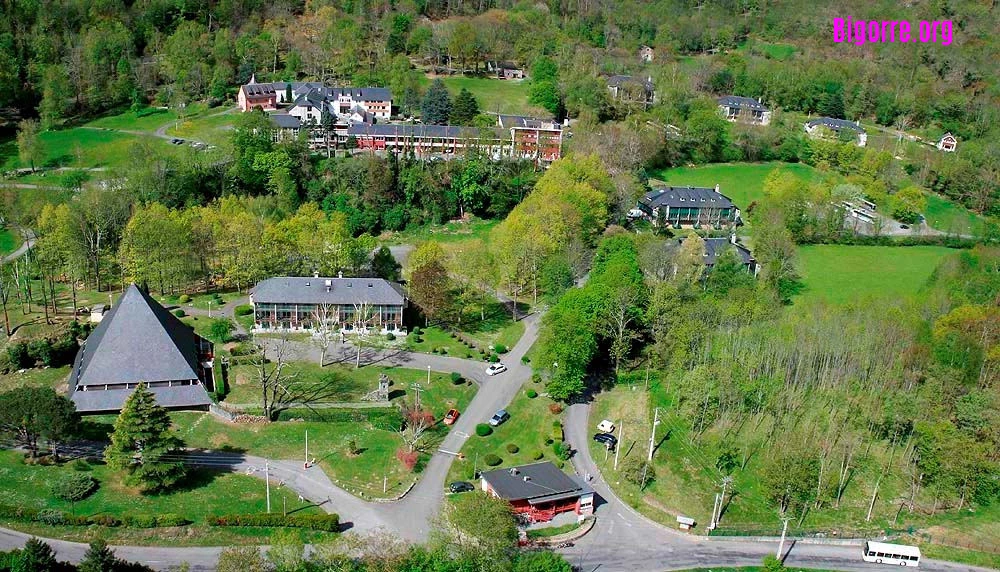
top-left (427, 365), bottom-right (431, 384)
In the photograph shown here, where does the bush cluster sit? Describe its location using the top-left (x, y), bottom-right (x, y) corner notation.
top-left (483, 454), bottom-right (502, 466)
top-left (493, 344), bottom-right (508, 354)
top-left (505, 443), bottom-right (519, 454)
top-left (173, 309), bottom-right (186, 317)
top-left (450, 372), bottom-right (463, 384)
top-left (5, 325), bottom-right (86, 370)
top-left (228, 342), bottom-right (256, 356)
top-left (526, 389), bottom-right (538, 399)
top-left (178, 294), bottom-right (191, 303)
top-left (209, 513), bottom-right (340, 532)
top-left (50, 474), bottom-right (97, 502)
top-left (234, 304), bottom-right (254, 316)
top-left (0, 504), bottom-right (188, 528)
top-left (475, 423), bottom-right (493, 437)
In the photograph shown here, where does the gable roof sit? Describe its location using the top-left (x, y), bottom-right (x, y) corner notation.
top-left (270, 113), bottom-right (301, 129)
top-left (718, 95), bottom-right (769, 112)
top-left (806, 117), bottom-right (865, 133)
top-left (641, 186), bottom-right (735, 210)
top-left (251, 277), bottom-right (406, 306)
top-left (939, 132), bottom-right (956, 142)
top-left (701, 237), bottom-right (755, 266)
top-left (607, 75), bottom-right (654, 92)
top-left (481, 462), bottom-right (592, 505)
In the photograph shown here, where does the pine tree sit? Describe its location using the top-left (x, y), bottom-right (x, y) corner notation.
top-left (284, 83), bottom-right (293, 104)
top-left (18, 538), bottom-right (57, 572)
top-left (420, 79), bottom-right (452, 125)
top-left (104, 384), bottom-right (186, 493)
top-left (450, 88), bottom-right (480, 125)
top-left (819, 86), bottom-right (845, 119)
top-left (78, 540), bottom-right (118, 572)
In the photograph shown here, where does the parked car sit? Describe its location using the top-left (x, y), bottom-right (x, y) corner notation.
top-left (444, 408), bottom-right (460, 425)
top-left (597, 419), bottom-right (615, 433)
top-left (485, 362), bottom-right (508, 376)
top-left (593, 433), bottom-right (618, 449)
top-left (489, 409), bottom-right (510, 426)
top-left (449, 481), bottom-right (475, 493)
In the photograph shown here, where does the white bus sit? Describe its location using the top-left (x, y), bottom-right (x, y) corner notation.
top-left (863, 541), bottom-right (921, 566)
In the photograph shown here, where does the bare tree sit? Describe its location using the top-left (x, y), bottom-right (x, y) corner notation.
top-left (253, 334), bottom-right (300, 421)
top-left (398, 401), bottom-right (435, 453)
top-left (310, 303), bottom-right (339, 366)
top-left (351, 301), bottom-right (376, 369)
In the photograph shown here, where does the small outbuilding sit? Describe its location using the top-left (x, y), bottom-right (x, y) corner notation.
top-left (936, 133), bottom-right (957, 152)
top-left (480, 462), bottom-right (594, 523)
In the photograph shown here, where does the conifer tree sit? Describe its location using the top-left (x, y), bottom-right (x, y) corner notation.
top-left (421, 79), bottom-right (452, 125)
top-left (450, 88), bottom-right (480, 125)
top-left (79, 540), bottom-right (118, 572)
top-left (104, 384), bottom-right (186, 493)
top-left (18, 538), bottom-right (57, 572)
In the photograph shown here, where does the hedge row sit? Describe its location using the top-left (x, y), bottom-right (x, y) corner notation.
top-left (275, 407), bottom-right (403, 431)
top-left (0, 505), bottom-right (188, 528)
top-left (209, 513), bottom-right (340, 532)
top-left (801, 234), bottom-right (990, 248)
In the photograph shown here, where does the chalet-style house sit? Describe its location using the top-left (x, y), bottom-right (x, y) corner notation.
top-left (250, 276), bottom-right (407, 333)
top-left (348, 115), bottom-right (563, 165)
top-left (480, 462), bottom-right (594, 523)
top-left (639, 45), bottom-right (655, 62)
top-left (687, 236), bottom-right (759, 276)
top-left (805, 117), bottom-right (867, 147)
top-left (937, 133), bottom-right (957, 152)
top-left (69, 285), bottom-right (214, 414)
top-left (488, 61), bottom-right (525, 79)
top-left (606, 75), bottom-right (656, 106)
top-left (637, 185), bottom-right (739, 228)
top-left (718, 96), bottom-right (771, 125)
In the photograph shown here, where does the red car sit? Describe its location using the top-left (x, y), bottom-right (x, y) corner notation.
top-left (444, 409), bottom-right (460, 425)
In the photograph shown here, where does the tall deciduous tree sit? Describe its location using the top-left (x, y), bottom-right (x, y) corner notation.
top-left (16, 119), bottom-right (45, 172)
top-left (105, 385), bottom-right (186, 493)
top-left (0, 387), bottom-right (79, 459)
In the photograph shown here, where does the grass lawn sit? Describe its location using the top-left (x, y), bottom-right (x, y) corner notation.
top-left (794, 245), bottom-right (954, 305)
top-left (923, 193), bottom-right (989, 236)
top-left (158, 290), bottom-right (246, 313)
top-left (406, 301), bottom-right (525, 358)
top-left (0, 127), bottom-right (183, 172)
top-left (84, 107), bottom-right (179, 132)
top-left (420, 75), bottom-right (546, 117)
top-left (649, 162), bottom-right (825, 210)
top-left (179, 315), bottom-right (232, 342)
top-left (0, 449), bottom-right (331, 546)
top-left (446, 385), bottom-right (561, 484)
top-left (0, 366), bottom-right (71, 393)
top-left (164, 108), bottom-right (239, 147)
top-left (0, 228), bottom-right (21, 254)
top-left (379, 217), bottom-right (499, 245)
top-left (525, 520), bottom-right (582, 539)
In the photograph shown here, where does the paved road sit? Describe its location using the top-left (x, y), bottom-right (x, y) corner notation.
top-left (2, 227), bottom-right (36, 263)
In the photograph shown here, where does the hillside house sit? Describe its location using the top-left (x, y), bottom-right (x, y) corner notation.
top-left (480, 462), bottom-right (594, 523)
top-left (69, 285), bottom-right (214, 414)
top-left (689, 236), bottom-right (759, 276)
top-left (718, 95), bottom-right (771, 125)
top-left (250, 276), bottom-right (407, 333)
top-left (805, 117), bottom-right (867, 147)
top-left (497, 115), bottom-right (563, 163)
top-left (937, 133), bottom-right (957, 152)
top-left (639, 45), bottom-right (655, 62)
top-left (607, 75), bottom-right (656, 106)
top-left (637, 185), bottom-right (739, 228)
top-left (488, 61), bottom-right (525, 79)
top-left (238, 78), bottom-right (392, 123)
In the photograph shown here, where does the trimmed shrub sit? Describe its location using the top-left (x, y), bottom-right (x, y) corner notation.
top-left (411, 327), bottom-right (422, 336)
top-left (505, 443), bottom-right (519, 454)
top-left (386, 332), bottom-right (396, 341)
top-left (276, 407), bottom-right (403, 431)
top-left (123, 514), bottom-right (157, 528)
top-left (475, 423), bottom-right (493, 437)
top-left (228, 342), bottom-right (255, 356)
top-left (155, 514), bottom-right (190, 527)
top-left (548, 403), bottom-right (563, 414)
top-left (50, 474), bottom-right (97, 502)
top-left (37, 509), bottom-right (65, 525)
top-left (532, 373), bottom-right (542, 384)
top-left (532, 450), bottom-right (544, 460)
top-left (493, 344), bottom-right (508, 354)
top-left (234, 304), bottom-right (253, 316)
top-left (483, 454), bottom-right (502, 467)
top-left (551, 421), bottom-right (563, 441)
top-left (396, 448), bottom-right (419, 471)
top-left (450, 372), bottom-right (463, 384)
top-left (488, 353), bottom-right (499, 363)
top-left (178, 294), bottom-right (191, 303)
top-left (70, 459), bottom-right (92, 472)
top-left (521, 355), bottom-right (530, 364)
top-left (209, 513), bottom-right (340, 532)
top-left (526, 389), bottom-right (538, 399)
top-left (173, 309), bottom-right (186, 317)
top-left (553, 441), bottom-right (571, 460)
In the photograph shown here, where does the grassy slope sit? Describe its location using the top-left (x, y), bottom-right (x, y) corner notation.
top-left (0, 128), bottom-right (183, 172)
top-left (420, 75), bottom-right (546, 117)
top-left (0, 450), bottom-right (329, 546)
top-left (795, 245), bottom-right (953, 305)
top-left (649, 162), bottom-right (824, 209)
top-left (379, 217), bottom-right (499, 246)
top-left (923, 193), bottom-right (988, 236)
top-left (0, 228), bottom-right (20, 254)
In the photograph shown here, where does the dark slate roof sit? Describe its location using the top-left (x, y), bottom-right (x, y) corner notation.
top-left (347, 123), bottom-right (503, 139)
top-left (71, 385), bottom-right (211, 413)
top-left (270, 113), bottom-right (301, 129)
top-left (718, 95), bottom-right (769, 111)
top-left (69, 285), bottom-right (212, 412)
top-left (497, 115), bottom-right (561, 130)
top-left (251, 277), bottom-right (406, 306)
top-left (243, 83), bottom-right (276, 97)
top-left (482, 462), bottom-right (592, 505)
top-left (641, 186), bottom-right (735, 210)
top-left (248, 82), bottom-right (392, 102)
top-left (701, 237), bottom-right (755, 266)
top-left (607, 75), bottom-right (654, 92)
top-left (327, 87), bottom-right (391, 101)
top-left (293, 88), bottom-right (327, 109)
top-left (806, 117), bottom-right (865, 133)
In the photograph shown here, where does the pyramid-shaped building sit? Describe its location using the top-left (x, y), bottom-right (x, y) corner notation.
top-left (69, 284), bottom-right (215, 413)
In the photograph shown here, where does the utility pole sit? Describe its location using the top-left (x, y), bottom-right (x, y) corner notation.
top-left (776, 517), bottom-right (790, 560)
top-left (413, 383), bottom-right (422, 409)
top-left (614, 420), bottom-right (623, 471)
top-left (427, 365), bottom-right (431, 385)
top-left (717, 475), bottom-right (733, 526)
top-left (265, 461), bottom-right (271, 513)
top-left (709, 493), bottom-right (721, 530)
top-left (305, 430), bottom-right (309, 465)
top-left (647, 407), bottom-right (660, 461)
top-left (383, 474), bottom-right (387, 494)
